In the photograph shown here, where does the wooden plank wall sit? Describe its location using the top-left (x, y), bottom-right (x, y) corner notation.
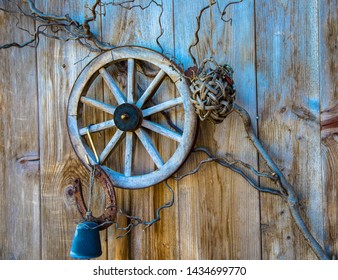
top-left (319, 0), bottom-right (338, 257)
top-left (0, 1), bottom-right (40, 259)
top-left (0, 0), bottom-right (336, 260)
top-left (174, 0), bottom-right (260, 259)
top-left (256, 0), bottom-right (323, 259)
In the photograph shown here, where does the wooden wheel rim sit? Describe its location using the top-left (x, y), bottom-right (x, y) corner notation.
top-left (67, 46), bottom-right (197, 189)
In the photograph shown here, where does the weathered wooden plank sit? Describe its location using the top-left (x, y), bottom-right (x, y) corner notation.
top-left (35, 0), bottom-right (107, 259)
top-left (0, 0), bottom-right (335, 261)
top-left (174, 0), bottom-right (260, 259)
top-left (101, 0), bottom-right (178, 259)
top-left (319, 0), bottom-right (338, 258)
top-left (0, 4), bottom-right (40, 259)
top-left (256, 0), bottom-right (323, 259)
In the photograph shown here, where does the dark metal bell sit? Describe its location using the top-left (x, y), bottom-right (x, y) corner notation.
top-left (70, 221), bottom-right (102, 259)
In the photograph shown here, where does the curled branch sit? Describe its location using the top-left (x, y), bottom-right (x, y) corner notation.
top-left (216, 0), bottom-right (243, 24)
top-left (188, 1), bottom-right (216, 66)
top-left (115, 180), bottom-right (174, 238)
top-left (0, 0), bottom-right (114, 51)
top-left (0, 38), bottom-right (35, 49)
top-left (188, 0), bottom-right (244, 66)
top-left (180, 102), bottom-right (331, 260)
top-left (110, 0), bottom-right (165, 53)
top-left (232, 103), bottom-right (331, 260)
top-left (1, 0), bottom-right (166, 53)
top-left (1, 0), bottom-right (331, 261)
top-left (175, 147), bottom-right (282, 196)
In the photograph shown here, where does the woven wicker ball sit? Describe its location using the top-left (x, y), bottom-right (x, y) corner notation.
top-left (190, 63), bottom-right (236, 124)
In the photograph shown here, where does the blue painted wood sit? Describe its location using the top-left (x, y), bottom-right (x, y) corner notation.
top-left (174, 0), bottom-right (261, 259)
top-left (319, 0), bottom-right (338, 258)
top-left (0, 0), bottom-right (336, 260)
top-left (0, 2), bottom-right (40, 260)
top-left (256, 0), bottom-right (324, 259)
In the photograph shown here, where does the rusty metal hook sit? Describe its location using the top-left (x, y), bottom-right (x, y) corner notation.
top-left (66, 165), bottom-right (117, 231)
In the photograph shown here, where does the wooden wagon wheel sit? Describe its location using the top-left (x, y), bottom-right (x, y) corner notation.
top-left (68, 46), bottom-right (197, 189)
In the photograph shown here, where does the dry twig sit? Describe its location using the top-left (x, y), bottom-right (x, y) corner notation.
top-left (115, 181), bottom-right (174, 238)
top-left (188, 0), bottom-right (243, 66)
top-left (0, 0), bottom-right (166, 53)
top-left (1, 0), bottom-right (331, 260)
top-left (176, 103), bottom-right (331, 260)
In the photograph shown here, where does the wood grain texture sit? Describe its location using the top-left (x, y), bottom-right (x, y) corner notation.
top-left (0, 4), bottom-right (40, 259)
top-left (319, 0), bottom-right (338, 258)
top-left (101, 0), bottom-right (178, 259)
top-left (0, 0), bottom-right (336, 260)
top-left (35, 0), bottom-right (107, 259)
top-left (256, 0), bottom-right (324, 259)
top-left (174, 0), bottom-right (261, 259)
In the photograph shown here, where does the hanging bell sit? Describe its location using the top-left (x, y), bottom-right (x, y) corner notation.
top-left (70, 221), bottom-right (102, 259)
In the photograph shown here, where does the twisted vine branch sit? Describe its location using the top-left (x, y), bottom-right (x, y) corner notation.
top-left (233, 104), bottom-right (330, 260)
top-left (188, 0), bottom-right (243, 66)
top-left (0, 0), bottom-right (166, 53)
top-left (0, 0), bottom-right (112, 51)
top-left (175, 147), bottom-right (282, 196)
top-left (115, 181), bottom-right (174, 238)
top-left (176, 103), bottom-right (331, 260)
top-left (1, 0), bottom-right (332, 260)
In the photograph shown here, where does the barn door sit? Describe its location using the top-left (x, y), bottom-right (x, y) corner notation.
top-left (0, 0), bottom-right (336, 260)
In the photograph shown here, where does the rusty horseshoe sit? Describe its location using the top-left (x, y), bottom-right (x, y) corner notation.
top-left (66, 165), bottom-right (117, 230)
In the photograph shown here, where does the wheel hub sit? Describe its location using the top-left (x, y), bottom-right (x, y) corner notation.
top-left (114, 103), bottom-right (143, 132)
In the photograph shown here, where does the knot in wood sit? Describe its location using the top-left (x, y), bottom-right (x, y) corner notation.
top-left (190, 64), bottom-right (236, 124)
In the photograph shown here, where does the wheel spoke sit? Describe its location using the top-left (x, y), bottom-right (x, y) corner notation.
top-left (81, 96), bottom-right (116, 115)
top-left (142, 97), bottom-right (183, 117)
top-left (124, 132), bottom-right (134, 176)
top-left (127, 59), bottom-right (136, 103)
top-left (136, 70), bottom-right (166, 108)
top-left (142, 120), bottom-right (182, 142)
top-left (79, 119), bottom-right (116, 136)
top-left (99, 129), bottom-right (124, 163)
top-left (135, 128), bottom-right (164, 169)
top-left (99, 67), bottom-right (126, 105)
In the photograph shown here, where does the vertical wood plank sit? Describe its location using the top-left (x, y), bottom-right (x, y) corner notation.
top-left (0, 4), bottom-right (40, 259)
top-left (256, 0), bottom-right (323, 259)
top-left (1, 0), bottom-right (335, 261)
top-left (101, 0), bottom-right (178, 259)
top-left (174, 0), bottom-right (261, 259)
top-left (36, 0), bottom-right (106, 259)
top-left (319, 0), bottom-right (338, 258)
